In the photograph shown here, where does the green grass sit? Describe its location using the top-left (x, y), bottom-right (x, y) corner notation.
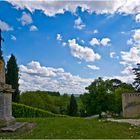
top-left (0, 117), bottom-right (140, 139)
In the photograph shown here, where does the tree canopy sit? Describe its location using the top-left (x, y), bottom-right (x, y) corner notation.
top-left (80, 77), bottom-right (134, 117)
top-left (133, 63), bottom-right (140, 92)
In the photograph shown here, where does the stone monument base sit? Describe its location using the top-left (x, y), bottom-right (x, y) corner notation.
top-left (0, 116), bottom-right (15, 127)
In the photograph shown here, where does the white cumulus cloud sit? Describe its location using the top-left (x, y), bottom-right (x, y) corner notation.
top-left (0, 20), bottom-right (13, 31)
top-left (93, 29), bottom-right (98, 34)
top-left (74, 17), bottom-right (85, 30)
top-left (89, 38), bottom-right (100, 46)
top-left (136, 14), bottom-right (140, 22)
top-left (121, 29), bottom-right (140, 65)
top-left (7, 0), bottom-right (140, 22)
top-left (110, 52), bottom-right (119, 59)
top-left (19, 61), bottom-right (93, 94)
top-left (56, 33), bottom-right (62, 41)
top-left (110, 52), bottom-right (116, 58)
top-left (121, 47), bottom-right (140, 64)
top-left (90, 37), bottom-right (111, 46)
top-left (127, 38), bottom-right (133, 45)
top-left (19, 12), bottom-right (33, 26)
top-left (62, 42), bottom-right (67, 46)
top-left (120, 28), bottom-right (140, 83)
top-left (68, 39), bottom-right (101, 62)
top-left (121, 65), bottom-right (133, 75)
top-left (133, 29), bottom-right (140, 44)
top-left (100, 38), bottom-right (111, 46)
top-left (11, 35), bottom-right (16, 41)
top-left (87, 65), bottom-right (100, 70)
top-left (6, 0), bottom-right (123, 16)
top-left (30, 25), bottom-right (38, 31)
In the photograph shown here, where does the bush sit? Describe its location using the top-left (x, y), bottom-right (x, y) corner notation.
top-left (12, 102), bottom-right (65, 118)
top-left (20, 91), bottom-right (70, 114)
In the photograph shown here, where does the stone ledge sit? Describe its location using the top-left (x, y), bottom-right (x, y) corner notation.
top-left (0, 83), bottom-right (15, 93)
top-left (0, 116), bottom-right (16, 127)
top-left (1, 122), bottom-right (27, 132)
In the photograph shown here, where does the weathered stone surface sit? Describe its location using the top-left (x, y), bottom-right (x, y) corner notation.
top-left (0, 83), bottom-right (15, 92)
top-left (0, 91), bottom-right (15, 127)
top-left (0, 60), bottom-right (5, 83)
top-left (0, 83), bottom-right (15, 127)
top-left (1, 122), bottom-right (27, 132)
top-left (0, 117), bottom-right (15, 128)
top-left (122, 93), bottom-right (140, 118)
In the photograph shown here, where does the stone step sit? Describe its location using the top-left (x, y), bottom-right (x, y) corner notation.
top-left (1, 122), bottom-right (27, 132)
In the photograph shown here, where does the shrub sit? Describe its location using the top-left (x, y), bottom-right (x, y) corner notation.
top-left (12, 102), bottom-right (65, 118)
top-left (20, 91), bottom-right (70, 114)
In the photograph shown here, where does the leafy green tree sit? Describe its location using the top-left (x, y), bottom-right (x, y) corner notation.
top-left (6, 54), bottom-right (20, 102)
top-left (80, 93), bottom-right (91, 116)
top-left (81, 77), bottom-right (135, 117)
top-left (68, 94), bottom-right (78, 116)
top-left (84, 77), bottom-right (116, 118)
top-left (133, 63), bottom-right (140, 92)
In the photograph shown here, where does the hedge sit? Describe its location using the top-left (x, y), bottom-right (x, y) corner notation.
top-left (12, 102), bottom-right (66, 118)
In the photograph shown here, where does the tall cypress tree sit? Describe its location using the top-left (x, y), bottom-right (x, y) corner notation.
top-left (6, 54), bottom-right (20, 102)
top-left (68, 94), bottom-right (77, 116)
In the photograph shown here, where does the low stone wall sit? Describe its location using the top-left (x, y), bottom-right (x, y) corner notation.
top-left (122, 93), bottom-right (140, 118)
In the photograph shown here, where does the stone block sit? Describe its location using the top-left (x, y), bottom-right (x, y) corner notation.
top-left (122, 93), bottom-right (140, 118)
top-left (1, 122), bottom-right (27, 132)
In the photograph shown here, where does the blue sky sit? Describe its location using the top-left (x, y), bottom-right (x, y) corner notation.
top-left (0, 0), bottom-right (140, 94)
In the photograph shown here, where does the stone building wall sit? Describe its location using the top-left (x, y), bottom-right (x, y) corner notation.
top-left (122, 93), bottom-right (140, 118)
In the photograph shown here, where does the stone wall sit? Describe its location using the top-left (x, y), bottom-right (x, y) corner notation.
top-left (122, 93), bottom-right (140, 118)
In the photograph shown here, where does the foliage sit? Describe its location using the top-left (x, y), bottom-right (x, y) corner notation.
top-left (12, 102), bottom-right (65, 118)
top-left (133, 63), bottom-right (140, 92)
top-left (46, 91), bottom-right (60, 96)
top-left (67, 94), bottom-right (78, 116)
top-left (0, 117), bottom-right (140, 139)
top-left (20, 91), bottom-right (70, 114)
top-left (81, 78), bottom-right (116, 117)
top-left (80, 77), bottom-right (134, 117)
top-left (6, 54), bottom-right (20, 102)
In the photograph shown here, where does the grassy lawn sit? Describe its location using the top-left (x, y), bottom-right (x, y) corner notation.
top-left (0, 117), bottom-right (140, 139)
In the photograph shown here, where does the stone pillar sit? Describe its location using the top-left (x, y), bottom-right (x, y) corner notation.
top-left (0, 84), bottom-right (15, 127)
top-left (0, 59), bottom-right (15, 127)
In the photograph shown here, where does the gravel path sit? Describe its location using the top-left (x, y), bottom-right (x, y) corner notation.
top-left (85, 115), bottom-right (99, 119)
top-left (107, 118), bottom-right (140, 126)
